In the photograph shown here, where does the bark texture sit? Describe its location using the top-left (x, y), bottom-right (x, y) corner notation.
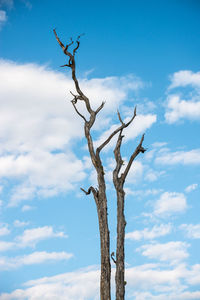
top-left (113, 128), bottom-right (146, 300)
top-left (54, 30), bottom-right (146, 300)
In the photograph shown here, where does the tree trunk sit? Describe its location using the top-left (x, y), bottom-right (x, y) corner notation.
top-left (96, 171), bottom-right (111, 300)
top-left (97, 196), bottom-right (111, 299)
top-left (115, 187), bottom-right (126, 300)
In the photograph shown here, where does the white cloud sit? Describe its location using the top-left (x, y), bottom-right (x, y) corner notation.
top-left (125, 188), bottom-right (162, 197)
top-left (169, 70), bottom-right (200, 89)
top-left (145, 169), bottom-right (165, 182)
top-left (16, 226), bottom-right (67, 247)
top-left (0, 241), bottom-right (14, 252)
top-left (185, 184), bottom-right (198, 193)
top-left (126, 224), bottom-right (172, 241)
top-left (0, 226), bottom-right (67, 253)
top-left (19, 251), bottom-right (72, 265)
top-left (137, 241), bottom-right (189, 265)
top-left (165, 70), bottom-right (200, 123)
top-left (21, 205), bottom-right (34, 212)
top-left (13, 220), bottom-right (29, 227)
top-left (2, 263), bottom-right (200, 300)
top-left (186, 264), bottom-right (200, 286)
top-left (124, 114), bottom-right (157, 143)
top-left (126, 263), bottom-right (189, 297)
top-left (152, 142), bottom-right (168, 148)
top-left (0, 266), bottom-right (100, 300)
top-left (132, 290), bottom-right (200, 300)
top-left (124, 160), bottom-right (144, 184)
top-left (0, 10), bottom-right (6, 21)
top-left (180, 224), bottom-right (200, 239)
top-left (165, 95), bottom-right (200, 123)
top-left (155, 149), bottom-right (200, 165)
top-left (0, 224), bottom-right (10, 236)
top-left (0, 60), bottom-right (145, 206)
top-left (153, 192), bottom-right (187, 217)
top-left (0, 251), bottom-right (73, 271)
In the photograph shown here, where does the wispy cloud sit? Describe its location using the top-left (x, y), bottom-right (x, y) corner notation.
top-left (0, 10), bottom-right (7, 28)
top-left (16, 226), bottom-right (67, 248)
top-left (180, 224), bottom-right (200, 239)
top-left (0, 224), bottom-right (10, 236)
top-left (169, 70), bottom-right (200, 89)
top-left (165, 94), bottom-right (200, 123)
top-left (185, 183), bottom-right (198, 193)
top-left (155, 149), bottom-right (200, 165)
top-left (153, 192), bottom-right (187, 217)
top-left (126, 223), bottom-right (172, 241)
top-left (165, 70), bottom-right (200, 123)
top-left (137, 241), bottom-right (189, 265)
top-left (13, 220), bottom-right (29, 227)
top-left (21, 205), bottom-right (34, 212)
top-left (0, 241), bottom-right (15, 252)
top-left (0, 226), bottom-right (67, 252)
top-left (0, 251), bottom-right (73, 270)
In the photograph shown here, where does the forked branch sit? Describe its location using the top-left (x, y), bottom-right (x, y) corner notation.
top-left (96, 107), bottom-right (136, 155)
top-left (121, 134), bottom-right (146, 183)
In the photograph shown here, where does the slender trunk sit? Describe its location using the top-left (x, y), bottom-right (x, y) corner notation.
top-left (97, 197), bottom-right (111, 300)
top-left (116, 187), bottom-right (126, 300)
top-left (96, 169), bottom-right (111, 300)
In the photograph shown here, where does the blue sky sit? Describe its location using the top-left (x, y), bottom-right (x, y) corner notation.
top-left (0, 0), bottom-right (200, 299)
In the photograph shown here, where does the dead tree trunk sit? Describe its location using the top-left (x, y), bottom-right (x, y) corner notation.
top-left (53, 30), bottom-right (146, 300)
top-left (113, 129), bottom-right (146, 300)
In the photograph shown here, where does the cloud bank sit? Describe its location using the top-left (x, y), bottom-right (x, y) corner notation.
top-left (0, 60), bottom-right (150, 207)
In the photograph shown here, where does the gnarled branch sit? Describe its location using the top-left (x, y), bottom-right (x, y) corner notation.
top-left (113, 130), bottom-right (124, 184)
top-left (80, 186), bottom-right (98, 197)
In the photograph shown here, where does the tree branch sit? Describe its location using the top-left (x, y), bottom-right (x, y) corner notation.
top-left (95, 101), bottom-right (106, 115)
top-left (121, 134), bottom-right (146, 183)
top-left (113, 130), bottom-right (124, 184)
top-left (53, 28), bottom-right (65, 50)
top-left (73, 40), bottom-right (80, 56)
top-left (80, 186), bottom-right (98, 197)
top-left (71, 100), bottom-right (87, 122)
top-left (111, 252), bottom-right (116, 264)
top-left (96, 107), bottom-right (137, 154)
top-left (117, 110), bottom-right (125, 126)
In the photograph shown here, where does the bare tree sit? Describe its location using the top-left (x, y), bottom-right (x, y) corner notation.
top-left (54, 30), bottom-right (146, 300)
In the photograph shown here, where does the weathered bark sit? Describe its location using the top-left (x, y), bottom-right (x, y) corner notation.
top-left (113, 123), bottom-right (146, 300)
top-left (115, 187), bottom-right (126, 300)
top-left (96, 185), bottom-right (111, 300)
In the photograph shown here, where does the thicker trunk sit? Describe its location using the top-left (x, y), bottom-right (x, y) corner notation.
top-left (116, 187), bottom-right (126, 300)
